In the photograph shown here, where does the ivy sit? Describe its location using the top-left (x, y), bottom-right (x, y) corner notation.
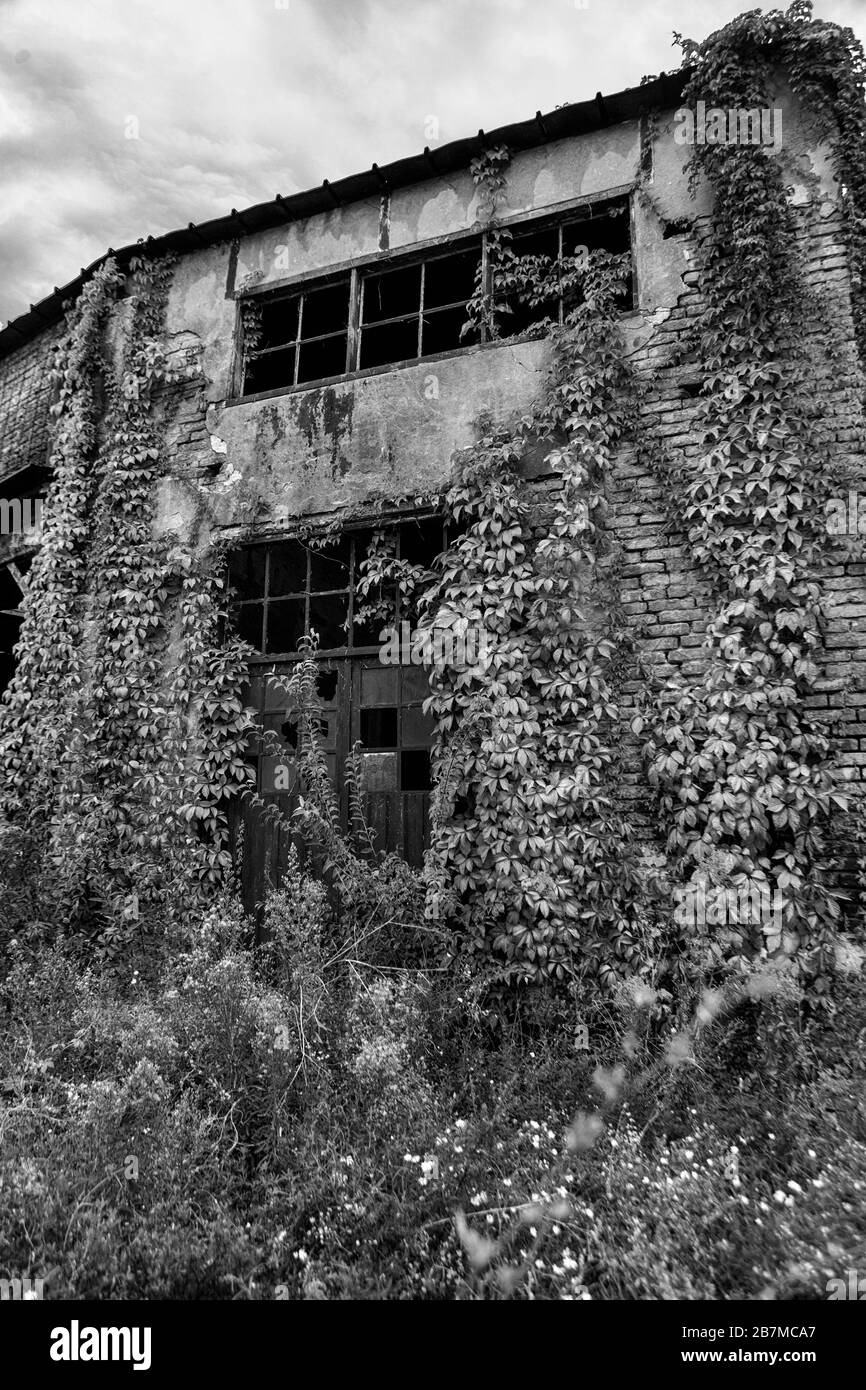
top-left (639, 2), bottom-right (865, 995)
top-left (0, 260), bottom-right (123, 915)
top-left (3, 5), bottom-right (862, 999)
top-left (423, 251), bottom-right (644, 988)
top-left (0, 254), bottom-right (257, 949)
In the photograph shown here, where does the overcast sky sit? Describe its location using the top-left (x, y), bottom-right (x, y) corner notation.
top-left (1, 0), bottom-right (863, 325)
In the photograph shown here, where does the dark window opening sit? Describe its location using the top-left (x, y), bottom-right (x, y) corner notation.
top-left (361, 706), bottom-right (398, 748)
top-left (401, 749), bottom-right (431, 792)
top-left (317, 669), bottom-right (339, 701)
top-left (499, 201), bottom-right (632, 336)
top-left (265, 598), bottom-right (304, 655)
top-left (229, 519), bottom-right (452, 658)
top-left (363, 263), bottom-right (421, 324)
top-left (0, 555), bottom-right (31, 699)
top-left (239, 199), bottom-right (631, 395)
top-left (241, 273), bottom-right (351, 396)
top-left (309, 592), bottom-right (349, 649)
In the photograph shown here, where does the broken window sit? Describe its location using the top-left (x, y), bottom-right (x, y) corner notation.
top-left (358, 240), bottom-right (482, 370)
top-left (0, 553), bottom-right (33, 698)
top-left (241, 272), bottom-right (351, 395)
top-left (228, 519), bottom-right (454, 658)
top-left (237, 194), bottom-right (633, 396)
top-left (229, 519), bottom-right (450, 877)
top-left (499, 198), bottom-right (633, 335)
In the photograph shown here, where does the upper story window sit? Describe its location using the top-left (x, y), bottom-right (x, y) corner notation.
top-left (238, 194), bottom-right (631, 399)
top-left (358, 242), bottom-right (481, 370)
top-left (242, 275), bottom-right (351, 395)
top-left (500, 204), bottom-right (631, 334)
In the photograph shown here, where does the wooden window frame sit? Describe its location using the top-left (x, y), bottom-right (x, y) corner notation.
top-left (229, 517), bottom-right (453, 662)
top-left (236, 192), bottom-right (633, 400)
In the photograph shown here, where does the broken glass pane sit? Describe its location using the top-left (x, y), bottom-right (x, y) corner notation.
top-left (265, 598), bottom-right (305, 654)
top-left (424, 245), bottom-right (481, 308)
top-left (309, 536), bottom-right (351, 591)
top-left (297, 334), bottom-right (348, 384)
top-left (234, 602), bottom-right (264, 651)
top-left (361, 707), bottom-right (398, 747)
top-left (359, 318), bottom-right (418, 370)
top-left (401, 749), bottom-right (431, 791)
top-left (228, 547), bottom-right (266, 600)
top-left (301, 281), bottom-right (350, 338)
top-left (268, 540), bottom-right (307, 596)
top-left (363, 263), bottom-right (421, 324)
top-left (244, 346), bottom-right (295, 394)
top-left (309, 592), bottom-right (349, 649)
top-left (259, 295), bottom-right (300, 348)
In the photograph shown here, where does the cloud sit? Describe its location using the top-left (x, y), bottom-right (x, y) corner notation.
top-left (0, 0), bottom-right (862, 324)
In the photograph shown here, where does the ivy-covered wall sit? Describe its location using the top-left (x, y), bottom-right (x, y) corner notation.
top-left (1, 4), bottom-right (864, 985)
top-left (155, 77), bottom-right (839, 532)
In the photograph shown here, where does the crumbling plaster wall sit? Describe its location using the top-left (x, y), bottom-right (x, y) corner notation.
top-left (156, 81), bottom-right (837, 554)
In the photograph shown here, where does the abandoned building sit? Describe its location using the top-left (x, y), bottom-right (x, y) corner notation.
top-left (1, 65), bottom-right (864, 915)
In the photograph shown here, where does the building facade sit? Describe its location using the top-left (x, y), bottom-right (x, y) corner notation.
top-left (1, 70), bottom-right (864, 909)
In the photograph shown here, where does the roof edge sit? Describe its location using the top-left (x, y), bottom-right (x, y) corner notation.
top-left (0, 69), bottom-right (688, 362)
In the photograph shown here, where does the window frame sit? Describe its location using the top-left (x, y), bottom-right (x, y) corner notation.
top-left (232, 187), bottom-right (636, 403)
top-left (231, 520), bottom-right (446, 866)
top-left (228, 515), bottom-right (454, 663)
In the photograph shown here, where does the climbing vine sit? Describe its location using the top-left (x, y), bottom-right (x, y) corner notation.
top-left (638, 2), bottom-right (866, 995)
top-left (422, 248), bottom-right (644, 988)
top-left (0, 261), bottom-right (123, 921)
top-left (0, 253), bottom-right (256, 949)
top-left (2, 4), bottom-right (862, 999)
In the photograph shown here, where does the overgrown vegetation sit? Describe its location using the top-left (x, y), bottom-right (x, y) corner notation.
top-left (0, 0), bottom-right (865, 1301)
top-left (640, 2), bottom-right (866, 1000)
top-left (0, 255), bottom-right (256, 958)
top-left (1, 904), bottom-right (863, 1298)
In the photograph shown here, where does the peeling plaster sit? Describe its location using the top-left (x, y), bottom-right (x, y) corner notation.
top-left (154, 100), bottom-right (845, 545)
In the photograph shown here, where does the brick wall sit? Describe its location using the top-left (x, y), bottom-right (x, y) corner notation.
top-left (0, 327), bottom-right (57, 485)
top-left (605, 204), bottom-right (866, 907)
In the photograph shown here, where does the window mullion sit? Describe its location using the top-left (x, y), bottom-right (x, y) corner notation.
top-left (295, 295), bottom-right (304, 385)
top-left (347, 267), bottom-right (361, 372)
top-left (262, 547), bottom-right (270, 654)
top-left (480, 233), bottom-right (490, 343)
top-left (417, 261), bottom-right (425, 358)
top-left (304, 543), bottom-right (311, 639)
